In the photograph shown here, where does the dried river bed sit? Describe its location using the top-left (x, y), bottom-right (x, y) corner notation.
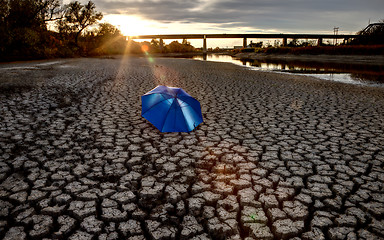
top-left (0, 56), bottom-right (383, 239)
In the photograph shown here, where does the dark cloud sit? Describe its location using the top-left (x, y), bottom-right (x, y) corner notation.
top-left (92, 0), bottom-right (384, 33)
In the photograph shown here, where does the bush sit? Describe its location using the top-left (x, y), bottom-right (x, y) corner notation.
top-left (241, 48), bottom-right (255, 53)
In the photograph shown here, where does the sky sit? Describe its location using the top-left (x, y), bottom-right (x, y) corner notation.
top-left (63, 0), bottom-right (383, 47)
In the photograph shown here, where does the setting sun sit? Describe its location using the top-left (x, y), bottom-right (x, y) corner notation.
top-left (102, 14), bottom-right (157, 37)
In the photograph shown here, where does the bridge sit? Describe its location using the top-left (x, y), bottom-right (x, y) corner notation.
top-left (131, 33), bottom-right (359, 52)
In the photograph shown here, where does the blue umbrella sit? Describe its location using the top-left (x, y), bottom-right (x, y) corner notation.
top-left (141, 85), bottom-right (203, 132)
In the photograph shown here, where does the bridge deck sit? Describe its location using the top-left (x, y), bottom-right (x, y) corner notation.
top-left (132, 33), bottom-right (358, 39)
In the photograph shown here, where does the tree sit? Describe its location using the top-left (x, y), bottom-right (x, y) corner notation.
top-left (58, 1), bottom-right (102, 45)
top-left (0, 0), bottom-right (9, 55)
top-left (249, 41), bottom-right (263, 48)
top-left (0, 0), bottom-right (9, 23)
top-left (149, 39), bottom-right (163, 53)
top-left (166, 40), bottom-right (196, 53)
top-left (182, 38), bottom-right (189, 45)
top-left (41, 0), bottom-right (64, 22)
top-left (354, 20), bottom-right (384, 45)
top-left (288, 38), bottom-right (298, 47)
top-left (94, 23), bottom-right (126, 54)
top-left (150, 39), bottom-right (159, 48)
top-left (5, 0), bottom-right (62, 29)
top-left (97, 22), bottom-right (121, 38)
top-left (0, 0), bottom-right (64, 59)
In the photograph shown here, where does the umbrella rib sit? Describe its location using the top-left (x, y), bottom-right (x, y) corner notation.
top-left (161, 98), bottom-right (176, 132)
top-left (175, 99), bottom-right (189, 132)
top-left (174, 100), bottom-right (178, 132)
top-left (178, 98), bottom-right (202, 121)
top-left (176, 98), bottom-right (196, 132)
top-left (141, 93), bottom-right (173, 116)
top-left (180, 106), bottom-right (190, 132)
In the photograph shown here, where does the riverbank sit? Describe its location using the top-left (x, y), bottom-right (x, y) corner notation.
top-left (1, 57), bottom-right (383, 239)
top-left (233, 52), bottom-right (384, 66)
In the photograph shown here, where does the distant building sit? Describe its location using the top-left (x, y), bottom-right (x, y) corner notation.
top-left (234, 46), bottom-right (243, 49)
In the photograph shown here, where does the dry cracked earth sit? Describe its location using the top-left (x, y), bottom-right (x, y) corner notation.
top-left (0, 56), bottom-right (383, 240)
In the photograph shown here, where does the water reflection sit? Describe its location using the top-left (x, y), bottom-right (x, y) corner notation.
top-left (192, 54), bottom-right (384, 86)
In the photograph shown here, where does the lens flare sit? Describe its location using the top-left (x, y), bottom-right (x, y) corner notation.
top-left (141, 45), bottom-right (149, 52)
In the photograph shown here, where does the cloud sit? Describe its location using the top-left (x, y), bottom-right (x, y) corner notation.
top-left (91, 0), bottom-right (384, 33)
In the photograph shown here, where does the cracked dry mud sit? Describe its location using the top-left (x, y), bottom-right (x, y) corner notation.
top-left (0, 56), bottom-right (383, 240)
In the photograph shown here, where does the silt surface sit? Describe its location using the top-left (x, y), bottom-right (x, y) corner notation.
top-left (0, 56), bottom-right (383, 239)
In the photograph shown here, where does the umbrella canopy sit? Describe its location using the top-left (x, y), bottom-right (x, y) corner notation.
top-left (141, 85), bottom-right (203, 132)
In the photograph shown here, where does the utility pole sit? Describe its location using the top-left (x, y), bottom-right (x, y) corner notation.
top-left (333, 27), bottom-right (339, 45)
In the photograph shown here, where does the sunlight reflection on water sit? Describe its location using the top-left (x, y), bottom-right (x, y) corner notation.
top-left (192, 54), bottom-right (384, 87)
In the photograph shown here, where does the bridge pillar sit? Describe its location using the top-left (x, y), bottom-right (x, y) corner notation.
top-left (203, 35), bottom-right (207, 53)
top-left (243, 38), bottom-right (247, 48)
top-left (317, 38), bottom-right (323, 46)
top-left (159, 38), bottom-right (164, 53)
top-left (282, 38), bottom-right (287, 46)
